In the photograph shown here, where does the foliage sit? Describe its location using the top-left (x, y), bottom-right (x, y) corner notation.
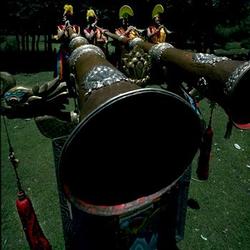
top-left (214, 0), bottom-right (250, 46)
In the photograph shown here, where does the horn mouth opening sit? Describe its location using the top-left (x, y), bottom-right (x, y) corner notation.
top-left (59, 88), bottom-right (202, 215)
top-left (229, 67), bottom-right (250, 127)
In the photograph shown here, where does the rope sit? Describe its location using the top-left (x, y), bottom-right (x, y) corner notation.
top-left (3, 117), bottom-right (23, 192)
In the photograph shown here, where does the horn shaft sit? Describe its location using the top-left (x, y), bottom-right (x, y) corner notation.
top-left (104, 32), bottom-right (250, 126)
top-left (59, 33), bottom-right (203, 214)
top-left (68, 33), bottom-right (139, 120)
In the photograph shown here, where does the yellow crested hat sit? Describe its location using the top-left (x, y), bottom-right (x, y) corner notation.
top-left (86, 8), bottom-right (97, 21)
top-left (119, 5), bottom-right (134, 19)
top-left (63, 4), bottom-right (73, 16)
top-left (152, 4), bottom-right (164, 19)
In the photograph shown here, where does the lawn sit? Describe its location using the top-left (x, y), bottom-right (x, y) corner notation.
top-left (1, 71), bottom-right (250, 249)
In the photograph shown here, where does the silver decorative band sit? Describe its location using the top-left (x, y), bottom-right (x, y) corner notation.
top-left (193, 53), bottom-right (230, 66)
top-left (70, 33), bottom-right (79, 39)
top-left (148, 43), bottom-right (174, 63)
top-left (69, 36), bottom-right (88, 51)
top-left (69, 45), bottom-right (105, 69)
top-left (224, 61), bottom-right (250, 95)
top-left (118, 35), bottom-right (126, 41)
top-left (129, 37), bottom-right (143, 49)
top-left (82, 65), bottom-right (129, 91)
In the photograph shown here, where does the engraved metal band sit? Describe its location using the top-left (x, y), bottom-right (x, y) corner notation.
top-left (82, 65), bottom-right (129, 91)
top-left (128, 37), bottom-right (143, 49)
top-left (69, 36), bottom-right (88, 51)
top-left (69, 45), bottom-right (105, 69)
top-left (148, 43), bottom-right (174, 63)
top-left (70, 33), bottom-right (79, 39)
top-left (118, 35), bottom-right (126, 41)
top-left (193, 53), bottom-right (230, 66)
top-left (224, 61), bottom-right (250, 95)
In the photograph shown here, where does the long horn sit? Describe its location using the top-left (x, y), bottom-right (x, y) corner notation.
top-left (59, 32), bottom-right (203, 216)
top-left (105, 33), bottom-right (250, 128)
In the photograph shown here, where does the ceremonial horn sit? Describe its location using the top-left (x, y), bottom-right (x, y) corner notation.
top-left (128, 39), bottom-right (250, 128)
top-left (58, 33), bottom-right (203, 216)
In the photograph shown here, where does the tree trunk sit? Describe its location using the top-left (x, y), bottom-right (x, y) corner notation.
top-left (36, 34), bottom-right (40, 51)
top-left (21, 34), bottom-right (25, 51)
top-left (44, 34), bottom-right (48, 52)
top-left (47, 33), bottom-right (52, 53)
top-left (15, 34), bottom-right (20, 51)
top-left (25, 34), bottom-right (29, 52)
top-left (31, 34), bottom-right (35, 52)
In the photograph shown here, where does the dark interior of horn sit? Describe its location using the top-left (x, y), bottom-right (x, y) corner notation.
top-left (59, 88), bottom-right (202, 206)
top-left (229, 69), bottom-right (250, 126)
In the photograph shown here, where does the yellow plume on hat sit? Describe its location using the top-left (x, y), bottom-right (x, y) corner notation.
top-left (119, 5), bottom-right (134, 19)
top-left (152, 4), bottom-right (164, 19)
top-left (63, 4), bottom-right (73, 16)
top-left (86, 8), bottom-right (96, 21)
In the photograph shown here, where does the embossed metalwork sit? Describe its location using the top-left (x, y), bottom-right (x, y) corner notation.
top-left (193, 53), bottom-right (230, 65)
top-left (118, 35), bottom-right (126, 41)
top-left (224, 61), bottom-right (250, 94)
top-left (82, 65), bottom-right (129, 91)
top-left (69, 36), bottom-right (88, 51)
top-left (148, 43), bottom-right (174, 63)
top-left (69, 45), bottom-right (105, 69)
top-left (128, 37), bottom-right (143, 49)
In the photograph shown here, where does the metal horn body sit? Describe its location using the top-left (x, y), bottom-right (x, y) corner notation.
top-left (59, 33), bottom-right (203, 217)
top-left (136, 40), bottom-right (250, 127)
top-left (104, 31), bottom-right (250, 128)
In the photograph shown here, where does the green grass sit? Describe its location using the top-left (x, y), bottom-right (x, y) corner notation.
top-left (1, 72), bottom-right (64, 249)
top-left (0, 35), bottom-right (61, 52)
top-left (1, 72), bottom-right (250, 249)
top-left (178, 101), bottom-right (250, 250)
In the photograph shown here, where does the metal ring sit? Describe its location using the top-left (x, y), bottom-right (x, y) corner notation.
top-left (81, 65), bottom-right (129, 91)
top-left (69, 45), bottom-right (106, 69)
top-left (148, 43), bottom-right (174, 63)
top-left (224, 61), bottom-right (250, 95)
top-left (69, 36), bottom-right (88, 52)
top-left (118, 35), bottom-right (126, 41)
top-left (129, 37), bottom-right (144, 49)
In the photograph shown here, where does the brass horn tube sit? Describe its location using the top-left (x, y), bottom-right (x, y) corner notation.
top-left (140, 42), bottom-right (250, 126)
top-left (68, 47), bottom-right (140, 121)
top-left (105, 32), bottom-right (250, 126)
top-left (59, 34), bottom-right (203, 215)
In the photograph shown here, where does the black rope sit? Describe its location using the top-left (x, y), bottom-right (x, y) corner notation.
top-left (3, 117), bottom-right (23, 192)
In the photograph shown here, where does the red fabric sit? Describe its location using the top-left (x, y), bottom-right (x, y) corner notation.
top-left (233, 122), bottom-right (250, 130)
top-left (196, 126), bottom-right (213, 180)
top-left (16, 192), bottom-right (52, 250)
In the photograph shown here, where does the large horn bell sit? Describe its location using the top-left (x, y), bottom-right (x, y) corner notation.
top-left (58, 34), bottom-right (203, 216)
top-left (59, 87), bottom-right (202, 215)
